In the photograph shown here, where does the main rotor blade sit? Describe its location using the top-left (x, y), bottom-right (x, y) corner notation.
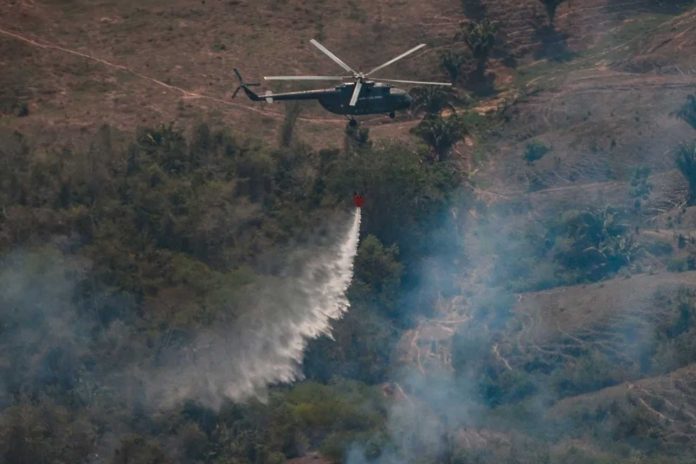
top-left (310, 39), bottom-right (356, 74)
top-left (373, 78), bottom-right (452, 86)
top-left (264, 75), bottom-right (350, 81)
top-left (349, 81), bottom-right (362, 107)
top-left (365, 43), bottom-right (427, 77)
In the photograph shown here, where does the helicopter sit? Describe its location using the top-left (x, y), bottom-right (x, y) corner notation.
top-left (233, 39), bottom-right (451, 125)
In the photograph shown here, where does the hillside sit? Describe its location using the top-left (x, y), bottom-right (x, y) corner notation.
top-left (2, 1), bottom-right (696, 463)
top-left (399, 3), bottom-right (696, 462)
top-left (3, 0), bottom-right (693, 146)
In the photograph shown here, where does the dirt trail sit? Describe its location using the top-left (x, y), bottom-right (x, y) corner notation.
top-left (492, 343), bottom-right (512, 371)
top-left (0, 25), bottom-right (347, 125)
top-left (401, 312), bottom-right (471, 373)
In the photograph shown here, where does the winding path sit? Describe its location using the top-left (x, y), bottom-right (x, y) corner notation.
top-left (0, 25), bottom-right (349, 124)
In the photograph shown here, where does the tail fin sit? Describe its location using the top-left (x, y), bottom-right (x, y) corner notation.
top-left (232, 68), bottom-right (262, 101)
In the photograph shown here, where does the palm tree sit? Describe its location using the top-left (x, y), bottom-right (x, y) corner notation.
top-left (136, 123), bottom-right (189, 174)
top-left (462, 19), bottom-right (498, 64)
top-left (460, 19), bottom-right (498, 90)
top-left (439, 49), bottom-right (469, 84)
top-left (411, 114), bottom-right (467, 160)
top-left (409, 86), bottom-right (460, 116)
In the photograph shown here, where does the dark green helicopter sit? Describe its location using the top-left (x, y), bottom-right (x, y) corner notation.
top-left (233, 39), bottom-right (451, 125)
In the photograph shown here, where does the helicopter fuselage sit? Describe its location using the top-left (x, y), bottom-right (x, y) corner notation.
top-left (238, 80), bottom-right (412, 117)
top-left (233, 39), bottom-right (450, 119)
top-left (318, 83), bottom-right (412, 115)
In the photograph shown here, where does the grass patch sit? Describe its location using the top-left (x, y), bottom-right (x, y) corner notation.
top-left (515, 13), bottom-right (677, 90)
top-left (523, 140), bottom-right (550, 165)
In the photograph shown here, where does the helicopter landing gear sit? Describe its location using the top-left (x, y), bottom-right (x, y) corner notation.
top-left (388, 112), bottom-right (395, 119)
top-left (348, 118), bottom-right (358, 127)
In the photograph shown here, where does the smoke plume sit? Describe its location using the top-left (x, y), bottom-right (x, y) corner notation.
top-left (0, 209), bottom-right (362, 410)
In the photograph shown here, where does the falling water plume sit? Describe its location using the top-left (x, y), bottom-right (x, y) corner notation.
top-left (148, 209), bottom-right (362, 408)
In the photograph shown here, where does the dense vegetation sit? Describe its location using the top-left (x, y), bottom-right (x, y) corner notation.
top-left (0, 123), bottom-right (463, 463)
top-left (2, 112), bottom-right (693, 462)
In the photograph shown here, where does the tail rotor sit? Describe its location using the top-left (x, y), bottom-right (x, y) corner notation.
top-left (232, 68), bottom-right (260, 98)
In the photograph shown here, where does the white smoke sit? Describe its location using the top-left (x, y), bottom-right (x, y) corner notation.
top-left (147, 209), bottom-right (362, 408)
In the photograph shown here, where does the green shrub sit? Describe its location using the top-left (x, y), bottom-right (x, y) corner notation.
top-left (667, 257), bottom-right (693, 272)
top-left (353, 235), bottom-right (403, 311)
top-left (210, 42), bottom-right (226, 51)
top-left (0, 402), bottom-right (96, 464)
top-left (675, 142), bottom-right (696, 205)
top-left (0, 74), bottom-right (30, 117)
top-left (112, 435), bottom-right (170, 464)
top-left (285, 380), bottom-right (386, 450)
top-left (553, 208), bottom-right (639, 282)
top-left (551, 350), bottom-right (622, 397)
top-left (523, 140), bottom-right (550, 164)
top-left (479, 369), bottom-right (539, 406)
top-left (643, 239), bottom-right (672, 256)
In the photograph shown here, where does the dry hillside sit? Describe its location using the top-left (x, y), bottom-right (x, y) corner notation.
top-left (2, 0), bottom-right (696, 461)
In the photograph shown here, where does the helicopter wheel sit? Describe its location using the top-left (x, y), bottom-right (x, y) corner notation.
top-left (348, 118), bottom-right (358, 127)
top-left (388, 112), bottom-right (395, 119)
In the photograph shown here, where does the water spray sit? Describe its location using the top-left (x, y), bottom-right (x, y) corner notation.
top-left (149, 208), bottom-right (362, 407)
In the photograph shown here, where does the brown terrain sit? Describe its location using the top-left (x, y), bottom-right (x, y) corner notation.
top-left (3, 0), bottom-right (696, 460)
top-left (3, 0), bottom-right (690, 146)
